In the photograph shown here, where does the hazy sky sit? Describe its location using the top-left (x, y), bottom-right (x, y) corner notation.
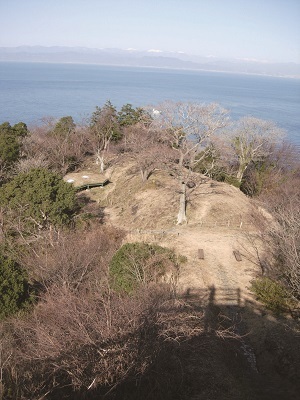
top-left (0, 0), bottom-right (299, 63)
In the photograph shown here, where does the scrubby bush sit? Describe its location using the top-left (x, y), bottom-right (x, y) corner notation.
top-left (0, 121), bottom-right (28, 184)
top-left (0, 122), bottom-right (28, 167)
top-left (0, 168), bottom-right (78, 232)
top-left (240, 159), bottom-right (276, 196)
top-left (221, 174), bottom-right (241, 188)
top-left (1, 285), bottom-right (168, 399)
top-left (0, 252), bottom-right (32, 319)
top-left (20, 225), bottom-right (124, 292)
top-left (250, 277), bottom-right (292, 314)
top-left (109, 242), bottom-right (181, 293)
top-left (193, 147), bottom-right (241, 188)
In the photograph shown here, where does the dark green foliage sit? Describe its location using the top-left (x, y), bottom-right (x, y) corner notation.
top-left (90, 101), bottom-right (122, 143)
top-left (53, 116), bottom-right (76, 137)
top-left (194, 145), bottom-right (241, 188)
top-left (0, 168), bottom-right (78, 230)
top-left (109, 242), bottom-right (181, 293)
top-left (193, 146), bottom-right (218, 174)
top-left (240, 159), bottom-right (275, 196)
top-left (250, 277), bottom-right (292, 314)
top-left (118, 103), bottom-right (149, 126)
top-left (222, 174), bottom-right (241, 188)
top-left (0, 121), bottom-right (28, 184)
top-left (0, 132), bottom-right (20, 165)
top-left (0, 121), bottom-right (12, 136)
top-left (0, 252), bottom-right (32, 319)
top-left (193, 146), bottom-right (241, 188)
top-left (11, 121), bottom-right (28, 138)
top-left (0, 122), bottom-right (27, 167)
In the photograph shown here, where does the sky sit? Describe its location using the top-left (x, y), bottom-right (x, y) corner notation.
top-left (0, 0), bottom-right (299, 63)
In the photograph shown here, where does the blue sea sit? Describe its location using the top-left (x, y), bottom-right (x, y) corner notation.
top-left (0, 61), bottom-right (299, 145)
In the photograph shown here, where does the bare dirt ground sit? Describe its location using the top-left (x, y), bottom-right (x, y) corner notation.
top-left (65, 158), bottom-right (265, 306)
top-left (65, 158), bottom-right (300, 399)
top-left (160, 226), bottom-right (258, 304)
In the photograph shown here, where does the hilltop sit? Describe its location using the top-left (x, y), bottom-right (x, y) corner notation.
top-left (64, 155), bottom-right (268, 303)
top-left (63, 155), bottom-right (300, 399)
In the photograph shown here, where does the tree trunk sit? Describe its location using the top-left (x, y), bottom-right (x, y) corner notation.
top-left (140, 169), bottom-right (148, 182)
top-left (99, 157), bottom-right (105, 174)
top-left (177, 181), bottom-right (187, 225)
top-left (140, 168), bottom-right (154, 182)
top-left (236, 162), bottom-right (248, 182)
top-left (96, 150), bottom-right (105, 173)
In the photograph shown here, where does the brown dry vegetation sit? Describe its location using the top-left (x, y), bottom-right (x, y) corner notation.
top-left (2, 105), bottom-right (299, 399)
top-left (62, 154), bottom-right (300, 399)
top-left (1, 149), bottom-right (299, 399)
top-left (64, 153), bottom-right (266, 296)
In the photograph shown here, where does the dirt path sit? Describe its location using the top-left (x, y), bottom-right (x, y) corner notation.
top-left (150, 224), bottom-right (260, 306)
top-left (66, 164), bottom-right (300, 398)
top-left (66, 166), bottom-right (262, 307)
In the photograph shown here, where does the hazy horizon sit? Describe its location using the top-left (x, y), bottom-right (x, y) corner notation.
top-left (1, 45), bottom-right (300, 65)
top-left (0, 0), bottom-right (299, 64)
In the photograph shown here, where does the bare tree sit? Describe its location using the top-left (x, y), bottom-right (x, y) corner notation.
top-left (227, 117), bottom-right (284, 182)
top-left (152, 101), bottom-right (228, 224)
top-left (262, 171), bottom-right (300, 299)
top-left (88, 101), bottom-right (122, 173)
top-left (18, 225), bottom-right (124, 291)
top-left (23, 119), bottom-right (88, 174)
top-left (123, 123), bottom-right (171, 182)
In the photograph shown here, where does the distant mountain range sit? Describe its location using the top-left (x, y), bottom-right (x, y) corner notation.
top-left (0, 46), bottom-right (299, 78)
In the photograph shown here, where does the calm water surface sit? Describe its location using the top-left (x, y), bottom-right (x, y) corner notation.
top-left (0, 62), bottom-right (299, 145)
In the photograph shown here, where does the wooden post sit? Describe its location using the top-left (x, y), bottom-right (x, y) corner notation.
top-left (233, 250), bottom-right (242, 261)
top-left (198, 249), bottom-right (204, 260)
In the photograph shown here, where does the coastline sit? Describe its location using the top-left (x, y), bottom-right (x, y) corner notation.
top-left (0, 59), bottom-right (299, 80)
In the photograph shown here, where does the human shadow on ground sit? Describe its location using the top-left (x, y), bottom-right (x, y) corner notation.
top-left (32, 286), bottom-right (300, 400)
top-left (109, 286), bottom-right (300, 400)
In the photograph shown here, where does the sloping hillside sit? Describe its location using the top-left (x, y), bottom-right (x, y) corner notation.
top-left (64, 157), bottom-right (300, 399)
top-left (65, 155), bottom-right (266, 303)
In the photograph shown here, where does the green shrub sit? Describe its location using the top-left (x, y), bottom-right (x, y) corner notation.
top-left (240, 159), bottom-right (277, 197)
top-left (109, 242), bottom-right (181, 293)
top-left (250, 277), bottom-right (291, 314)
top-left (0, 168), bottom-right (78, 231)
top-left (0, 122), bottom-right (27, 166)
top-left (223, 174), bottom-right (241, 188)
top-left (0, 253), bottom-right (33, 319)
